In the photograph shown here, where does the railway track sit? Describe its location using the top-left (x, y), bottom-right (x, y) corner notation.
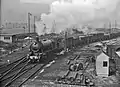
top-left (2, 62), bottom-right (52, 87)
top-left (1, 38), bottom-right (119, 87)
top-left (0, 44), bottom-right (30, 77)
top-left (2, 64), bottom-right (38, 87)
top-left (0, 54), bottom-right (56, 87)
top-left (0, 44), bottom-right (30, 66)
top-left (0, 55), bottom-right (27, 74)
top-left (0, 56), bottom-right (28, 85)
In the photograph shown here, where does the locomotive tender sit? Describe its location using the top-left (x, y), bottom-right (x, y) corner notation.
top-left (27, 32), bottom-right (120, 63)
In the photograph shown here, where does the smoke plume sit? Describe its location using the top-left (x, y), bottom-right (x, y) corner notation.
top-left (36, 0), bottom-right (120, 35)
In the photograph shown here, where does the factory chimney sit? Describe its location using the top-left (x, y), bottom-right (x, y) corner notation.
top-left (109, 22), bottom-right (111, 34)
top-left (0, 0), bottom-right (1, 27)
top-left (51, 20), bottom-right (56, 33)
top-left (115, 20), bottom-right (117, 30)
top-left (0, 0), bottom-right (2, 40)
top-left (64, 31), bottom-right (67, 52)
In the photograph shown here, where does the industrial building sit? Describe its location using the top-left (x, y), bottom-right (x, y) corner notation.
top-left (0, 31), bottom-right (37, 43)
top-left (0, 33), bottom-right (16, 43)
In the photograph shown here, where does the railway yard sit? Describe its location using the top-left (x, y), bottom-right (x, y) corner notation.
top-left (2, 0), bottom-right (120, 87)
top-left (0, 35), bottom-right (120, 87)
top-left (22, 39), bottom-right (120, 87)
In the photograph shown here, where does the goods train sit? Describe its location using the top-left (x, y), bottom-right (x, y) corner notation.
top-left (27, 32), bottom-right (120, 63)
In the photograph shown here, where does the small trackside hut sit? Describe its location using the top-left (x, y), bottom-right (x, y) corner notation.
top-left (96, 51), bottom-right (116, 77)
top-left (96, 52), bottom-right (109, 77)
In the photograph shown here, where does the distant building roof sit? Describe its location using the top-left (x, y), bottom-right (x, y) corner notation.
top-left (0, 33), bottom-right (16, 36)
top-left (97, 51), bottom-right (109, 60)
top-left (1, 28), bottom-right (25, 35)
top-left (96, 28), bottom-right (120, 33)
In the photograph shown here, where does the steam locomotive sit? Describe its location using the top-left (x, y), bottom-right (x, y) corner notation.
top-left (27, 32), bottom-right (120, 63)
top-left (27, 37), bottom-right (64, 62)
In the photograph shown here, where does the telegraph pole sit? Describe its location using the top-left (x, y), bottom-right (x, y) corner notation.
top-left (0, 0), bottom-right (1, 28)
top-left (104, 24), bottom-right (106, 29)
top-left (28, 12), bottom-right (32, 44)
top-left (0, 0), bottom-right (2, 40)
top-left (64, 31), bottom-right (67, 52)
top-left (109, 22), bottom-right (111, 34)
top-left (34, 16), bottom-right (36, 33)
top-left (51, 20), bottom-right (56, 33)
top-left (28, 12), bottom-right (32, 34)
top-left (115, 20), bottom-right (117, 29)
top-left (23, 26), bottom-right (25, 34)
top-left (115, 20), bottom-right (117, 40)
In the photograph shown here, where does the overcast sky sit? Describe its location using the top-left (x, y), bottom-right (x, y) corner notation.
top-left (2, 0), bottom-right (120, 28)
top-left (20, 0), bottom-right (55, 4)
top-left (1, 0), bottom-right (50, 24)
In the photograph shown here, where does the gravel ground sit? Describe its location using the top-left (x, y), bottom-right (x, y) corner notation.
top-left (22, 46), bottom-right (96, 87)
top-left (20, 41), bottom-right (120, 87)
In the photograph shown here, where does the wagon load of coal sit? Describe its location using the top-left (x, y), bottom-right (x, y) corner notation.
top-left (95, 75), bottom-right (119, 86)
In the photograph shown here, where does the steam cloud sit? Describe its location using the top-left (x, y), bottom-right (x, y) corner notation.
top-left (36, 0), bottom-right (120, 35)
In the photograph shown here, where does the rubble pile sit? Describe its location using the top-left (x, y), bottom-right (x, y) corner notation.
top-left (95, 76), bottom-right (119, 86)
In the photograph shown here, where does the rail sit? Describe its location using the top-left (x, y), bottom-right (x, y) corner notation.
top-left (4, 64), bottom-right (37, 87)
top-left (0, 55), bottom-right (27, 70)
top-left (0, 56), bottom-right (27, 80)
top-left (1, 64), bottom-right (37, 82)
top-left (17, 62), bottom-right (50, 87)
